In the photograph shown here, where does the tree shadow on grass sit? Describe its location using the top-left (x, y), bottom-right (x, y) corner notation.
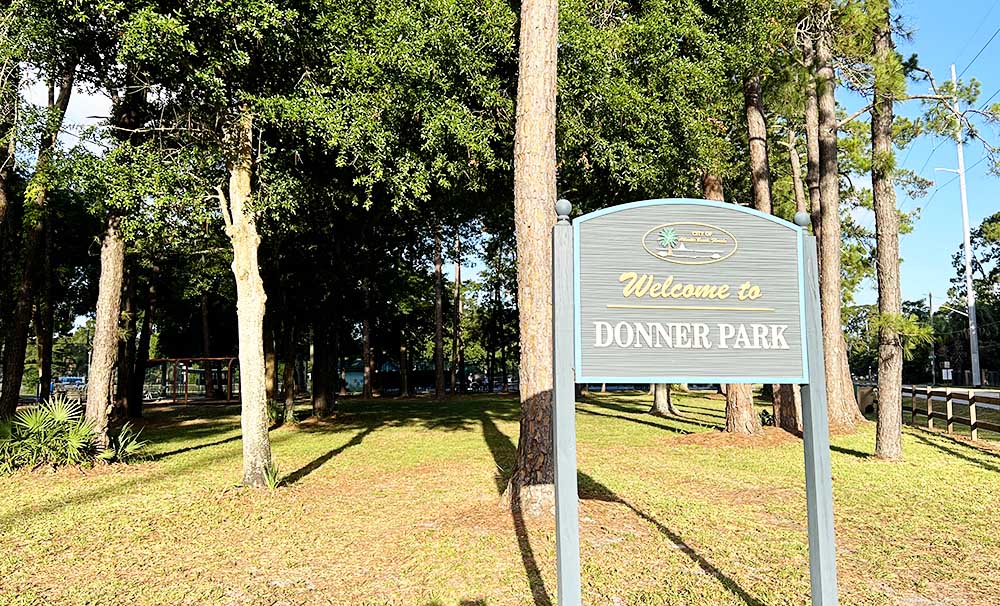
top-left (576, 407), bottom-right (693, 435)
top-left (828, 444), bottom-right (870, 459)
top-left (281, 424), bottom-right (379, 486)
top-left (151, 433), bottom-right (243, 461)
top-left (577, 473), bottom-right (767, 606)
top-left (910, 431), bottom-right (1000, 473)
top-left (480, 413), bottom-right (552, 606)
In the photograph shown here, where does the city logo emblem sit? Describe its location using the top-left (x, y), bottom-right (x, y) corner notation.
top-left (641, 222), bottom-right (738, 265)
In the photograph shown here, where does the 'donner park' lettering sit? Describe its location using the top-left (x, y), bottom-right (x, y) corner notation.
top-left (593, 321), bottom-right (789, 350)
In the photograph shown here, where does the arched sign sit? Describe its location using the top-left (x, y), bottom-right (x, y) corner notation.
top-left (551, 199), bottom-right (839, 606)
top-left (574, 199), bottom-right (808, 384)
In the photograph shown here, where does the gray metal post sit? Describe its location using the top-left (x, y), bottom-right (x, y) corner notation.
top-left (553, 199), bottom-right (582, 606)
top-left (797, 212), bottom-right (840, 606)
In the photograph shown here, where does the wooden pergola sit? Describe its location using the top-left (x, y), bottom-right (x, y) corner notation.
top-left (147, 357), bottom-right (239, 403)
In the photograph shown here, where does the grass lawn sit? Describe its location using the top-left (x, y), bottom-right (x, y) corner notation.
top-left (2, 391), bottom-right (998, 606)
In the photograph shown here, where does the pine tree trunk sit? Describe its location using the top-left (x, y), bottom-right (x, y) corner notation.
top-left (804, 38), bottom-right (822, 239)
top-left (871, 9), bottom-right (903, 460)
top-left (649, 383), bottom-right (681, 417)
top-left (85, 215), bottom-right (125, 449)
top-left (816, 23), bottom-right (864, 430)
top-left (433, 227), bottom-right (445, 398)
top-left (505, 0), bottom-right (558, 514)
top-left (788, 131), bottom-right (808, 216)
top-left (399, 338), bottom-right (409, 397)
top-left (281, 322), bottom-right (296, 423)
top-left (220, 108), bottom-right (272, 488)
top-left (128, 290), bottom-right (153, 419)
top-left (34, 249), bottom-right (53, 404)
top-left (451, 232), bottom-right (462, 396)
top-left (0, 67), bottom-right (74, 419)
top-left (311, 321), bottom-right (332, 417)
top-left (264, 312), bottom-right (277, 401)
top-left (774, 384), bottom-right (803, 434)
top-left (744, 75), bottom-right (772, 215)
top-left (115, 283), bottom-right (137, 413)
top-left (703, 173), bottom-right (761, 435)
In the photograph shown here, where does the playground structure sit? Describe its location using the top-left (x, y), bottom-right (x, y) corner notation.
top-left (146, 357), bottom-right (240, 403)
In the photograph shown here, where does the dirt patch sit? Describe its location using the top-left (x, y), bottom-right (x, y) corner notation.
top-left (668, 426), bottom-right (801, 447)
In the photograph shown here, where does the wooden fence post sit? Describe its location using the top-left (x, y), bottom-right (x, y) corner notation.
top-left (945, 388), bottom-right (953, 434)
top-left (909, 385), bottom-right (917, 426)
top-left (925, 387), bottom-right (933, 430)
top-left (969, 391), bottom-right (978, 441)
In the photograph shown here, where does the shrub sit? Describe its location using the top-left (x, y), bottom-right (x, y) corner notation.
top-left (759, 409), bottom-right (775, 427)
top-left (0, 395), bottom-right (148, 474)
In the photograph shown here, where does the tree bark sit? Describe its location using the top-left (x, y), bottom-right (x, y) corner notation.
top-left (34, 233), bottom-right (53, 404)
top-left (264, 312), bottom-right (277, 401)
top-left (872, 9), bottom-right (903, 460)
top-left (115, 280), bottom-right (137, 413)
top-left (773, 384), bottom-right (803, 434)
top-left (451, 232), bottom-right (462, 395)
top-left (433, 227), bottom-right (445, 398)
top-left (703, 173), bottom-right (761, 435)
top-left (311, 321), bottom-right (332, 417)
top-left (281, 322), bottom-right (296, 423)
top-left (84, 215), bottom-right (125, 448)
top-left (804, 38), bottom-right (822, 239)
top-left (399, 338), bottom-right (409, 397)
top-left (362, 280), bottom-right (374, 399)
top-left (220, 108), bottom-right (272, 488)
top-left (128, 287), bottom-right (153, 419)
top-left (0, 61), bottom-right (16, 229)
top-left (744, 75), bottom-right (772, 215)
top-left (0, 67), bottom-right (74, 419)
top-left (788, 130), bottom-right (808, 215)
top-left (649, 383), bottom-right (681, 417)
top-left (816, 22), bottom-right (864, 430)
top-left (505, 0), bottom-right (558, 514)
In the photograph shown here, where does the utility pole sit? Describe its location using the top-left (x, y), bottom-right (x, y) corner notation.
top-left (946, 64), bottom-right (982, 387)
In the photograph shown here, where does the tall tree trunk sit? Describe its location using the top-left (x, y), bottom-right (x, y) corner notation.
top-left (128, 287), bottom-right (153, 419)
top-left (311, 321), bottom-right (332, 417)
top-left (451, 232), bottom-right (462, 396)
top-left (703, 173), bottom-right (761, 435)
top-left (0, 67), bottom-right (74, 419)
top-left (871, 8), bottom-right (903, 460)
top-left (220, 108), bottom-right (272, 488)
top-left (85, 216), bottom-right (125, 448)
top-left (264, 311), bottom-right (277, 401)
top-left (362, 279), bottom-right (374, 399)
top-left (399, 337), bottom-right (409, 397)
top-left (649, 383), bottom-right (681, 417)
top-left (505, 0), bottom-right (558, 514)
top-left (433, 227), bottom-right (445, 398)
top-left (0, 61), bottom-right (16, 229)
top-left (788, 130), bottom-right (808, 216)
top-left (773, 385), bottom-right (803, 433)
top-left (816, 22), bottom-right (864, 430)
top-left (34, 228), bottom-right (53, 404)
top-left (804, 38), bottom-right (822, 239)
top-left (115, 281), bottom-right (137, 414)
top-left (281, 322), bottom-right (295, 423)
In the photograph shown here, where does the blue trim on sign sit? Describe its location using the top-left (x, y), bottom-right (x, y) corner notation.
top-left (796, 229), bottom-right (810, 384)
top-left (576, 376), bottom-right (809, 384)
top-left (572, 198), bottom-right (809, 384)
top-left (573, 197), bottom-right (804, 230)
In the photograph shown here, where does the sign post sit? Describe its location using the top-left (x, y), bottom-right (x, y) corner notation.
top-left (552, 198), bottom-right (839, 606)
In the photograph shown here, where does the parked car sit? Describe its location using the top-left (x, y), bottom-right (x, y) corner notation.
top-left (52, 376), bottom-right (87, 399)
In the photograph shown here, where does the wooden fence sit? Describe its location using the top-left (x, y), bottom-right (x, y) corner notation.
top-left (903, 386), bottom-right (1000, 441)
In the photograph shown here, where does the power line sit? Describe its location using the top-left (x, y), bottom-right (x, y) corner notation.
top-left (979, 86), bottom-right (1000, 109)
top-left (952, 0), bottom-right (1000, 65)
top-left (958, 24), bottom-right (1000, 78)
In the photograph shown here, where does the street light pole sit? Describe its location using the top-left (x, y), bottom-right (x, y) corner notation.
top-left (949, 64), bottom-right (982, 387)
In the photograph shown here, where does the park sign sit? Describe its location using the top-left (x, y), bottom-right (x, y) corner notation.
top-left (550, 199), bottom-right (840, 606)
top-left (574, 198), bottom-right (808, 384)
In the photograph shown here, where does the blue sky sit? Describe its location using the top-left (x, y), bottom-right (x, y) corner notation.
top-left (847, 0), bottom-right (1000, 308)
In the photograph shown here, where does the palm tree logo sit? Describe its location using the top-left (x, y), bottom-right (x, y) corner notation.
top-left (657, 227), bottom-right (679, 256)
